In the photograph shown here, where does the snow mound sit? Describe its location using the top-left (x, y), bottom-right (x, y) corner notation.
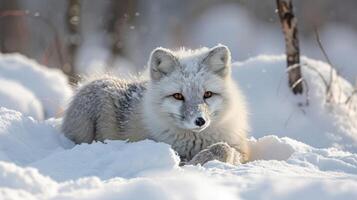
top-left (0, 55), bottom-right (356, 199)
top-left (234, 55), bottom-right (357, 152)
top-left (249, 136), bottom-right (357, 174)
top-left (0, 53), bottom-right (72, 118)
top-left (0, 79), bottom-right (44, 120)
top-left (0, 107), bottom-right (356, 199)
top-left (0, 108), bottom-right (70, 165)
top-left (31, 140), bottom-right (180, 182)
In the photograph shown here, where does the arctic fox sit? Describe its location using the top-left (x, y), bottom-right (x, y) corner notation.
top-left (62, 45), bottom-right (250, 164)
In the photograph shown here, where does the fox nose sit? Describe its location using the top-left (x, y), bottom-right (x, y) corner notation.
top-left (194, 117), bottom-right (206, 127)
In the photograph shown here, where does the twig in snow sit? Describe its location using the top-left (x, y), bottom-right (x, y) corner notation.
top-left (313, 27), bottom-right (336, 103)
top-left (345, 89), bottom-right (357, 105)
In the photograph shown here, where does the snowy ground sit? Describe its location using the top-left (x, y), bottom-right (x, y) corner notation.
top-left (0, 53), bottom-right (356, 199)
top-left (0, 53), bottom-right (72, 119)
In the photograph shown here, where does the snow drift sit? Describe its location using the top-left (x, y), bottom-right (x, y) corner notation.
top-left (0, 54), bottom-right (356, 199)
top-left (0, 53), bottom-right (73, 119)
top-left (233, 55), bottom-right (357, 152)
top-left (0, 78), bottom-right (44, 120)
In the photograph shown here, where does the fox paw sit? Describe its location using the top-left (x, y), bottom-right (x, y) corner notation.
top-left (188, 142), bottom-right (242, 166)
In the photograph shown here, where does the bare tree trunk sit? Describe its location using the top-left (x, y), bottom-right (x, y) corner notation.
top-left (65, 0), bottom-right (81, 84)
top-left (276, 0), bottom-right (303, 94)
top-left (107, 0), bottom-right (126, 57)
top-left (0, 0), bottom-right (28, 53)
top-left (106, 0), bottom-right (137, 66)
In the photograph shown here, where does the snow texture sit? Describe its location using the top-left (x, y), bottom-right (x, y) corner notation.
top-left (0, 53), bottom-right (73, 118)
top-left (0, 79), bottom-right (44, 120)
top-left (0, 54), bottom-right (356, 199)
top-left (233, 55), bottom-right (357, 152)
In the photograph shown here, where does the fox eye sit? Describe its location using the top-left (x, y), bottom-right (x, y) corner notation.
top-left (203, 91), bottom-right (213, 99)
top-left (172, 93), bottom-right (184, 101)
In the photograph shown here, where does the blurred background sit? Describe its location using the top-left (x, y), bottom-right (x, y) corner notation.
top-left (1, 0), bottom-right (356, 84)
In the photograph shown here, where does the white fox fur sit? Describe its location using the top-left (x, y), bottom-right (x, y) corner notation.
top-left (62, 45), bottom-right (250, 163)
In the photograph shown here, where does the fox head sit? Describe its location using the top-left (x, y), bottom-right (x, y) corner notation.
top-left (146, 45), bottom-right (237, 132)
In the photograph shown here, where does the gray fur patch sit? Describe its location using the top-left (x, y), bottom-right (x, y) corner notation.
top-left (113, 83), bottom-right (146, 130)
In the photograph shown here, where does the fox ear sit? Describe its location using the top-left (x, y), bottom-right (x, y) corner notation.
top-left (202, 45), bottom-right (231, 77)
top-left (149, 48), bottom-right (178, 81)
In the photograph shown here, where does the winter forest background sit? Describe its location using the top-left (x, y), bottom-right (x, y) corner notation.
top-left (1, 0), bottom-right (357, 84)
top-left (0, 0), bottom-right (357, 199)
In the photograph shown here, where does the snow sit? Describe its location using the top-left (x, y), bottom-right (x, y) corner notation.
top-left (0, 54), bottom-right (356, 199)
top-left (0, 79), bottom-right (44, 120)
top-left (233, 55), bottom-right (357, 152)
top-left (0, 53), bottom-right (73, 119)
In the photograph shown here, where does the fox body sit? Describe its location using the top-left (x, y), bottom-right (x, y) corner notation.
top-left (62, 45), bottom-right (250, 163)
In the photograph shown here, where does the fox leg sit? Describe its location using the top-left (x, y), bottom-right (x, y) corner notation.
top-left (188, 142), bottom-right (242, 166)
